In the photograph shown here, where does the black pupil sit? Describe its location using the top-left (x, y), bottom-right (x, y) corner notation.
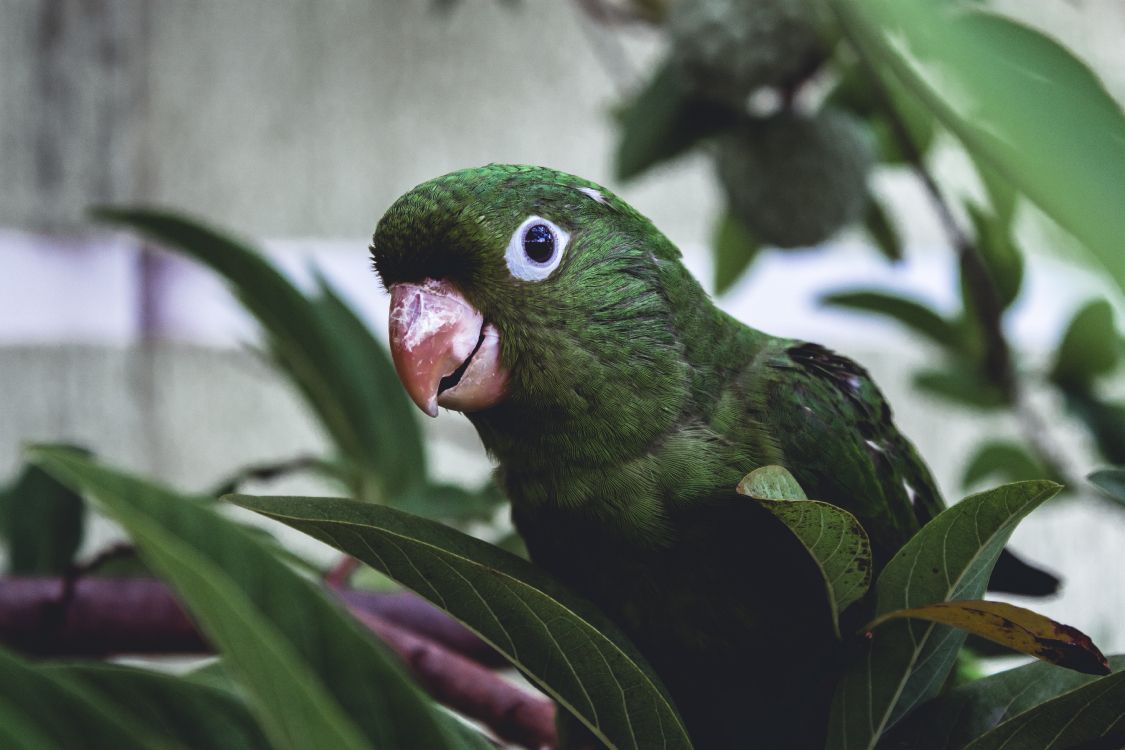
top-left (523, 224), bottom-right (555, 264)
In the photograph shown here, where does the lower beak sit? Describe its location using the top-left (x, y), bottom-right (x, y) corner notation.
top-left (387, 279), bottom-right (508, 417)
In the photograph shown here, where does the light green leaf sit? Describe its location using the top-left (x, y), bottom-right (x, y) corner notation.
top-left (737, 466), bottom-right (873, 637)
top-left (0, 449), bottom-right (87, 574)
top-left (880, 655), bottom-right (1125, 750)
top-left (46, 663), bottom-right (271, 750)
top-left (961, 441), bottom-right (1048, 490)
top-left (93, 209), bottom-right (425, 503)
top-left (30, 446), bottom-right (472, 750)
top-left (1050, 299), bottom-right (1120, 389)
top-left (822, 290), bottom-right (960, 349)
top-left (229, 492), bottom-right (694, 750)
top-left (829, 0), bottom-right (1125, 297)
top-left (826, 480), bottom-right (1062, 750)
top-left (712, 213), bottom-right (761, 295)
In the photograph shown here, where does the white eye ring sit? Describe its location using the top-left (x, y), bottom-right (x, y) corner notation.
top-left (504, 216), bottom-right (569, 282)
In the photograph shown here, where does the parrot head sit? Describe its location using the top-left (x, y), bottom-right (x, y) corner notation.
top-left (371, 164), bottom-right (700, 465)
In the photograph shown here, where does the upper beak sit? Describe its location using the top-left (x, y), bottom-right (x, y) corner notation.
top-left (387, 279), bottom-right (508, 417)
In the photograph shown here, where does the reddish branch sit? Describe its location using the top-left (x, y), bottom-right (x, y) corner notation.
top-left (0, 577), bottom-right (555, 749)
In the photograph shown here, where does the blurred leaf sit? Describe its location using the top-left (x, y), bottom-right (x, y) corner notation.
top-left (0, 447), bottom-right (88, 574)
top-left (93, 209), bottom-right (425, 503)
top-left (1050, 299), bottom-right (1119, 389)
top-left (0, 645), bottom-right (164, 748)
top-left (616, 59), bottom-right (741, 181)
top-left (32, 446), bottom-right (478, 750)
top-left (1065, 390), bottom-right (1125, 465)
top-left (971, 155), bottom-right (1018, 232)
top-left (827, 61), bottom-right (936, 165)
top-left (914, 368), bottom-right (1008, 409)
top-left (961, 440), bottom-right (1048, 490)
top-left (826, 480), bottom-right (1061, 749)
top-left (230, 493), bottom-right (694, 750)
top-left (822, 290), bottom-right (959, 349)
top-left (737, 466), bottom-right (872, 637)
top-left (865, 600), bottom-right (1108, 675)
top-left (830, 1), bottom-right (1125, 297)
top-left (1089, 467), bottom-right (1125, 508)
top-left (962, 667), bottom-right (1125, 750)
top-left (863, 198), bottom-right (903, 262)
top-left (399, 481), bottom-right (505, 524)
top-left (881, 655), bottom-right (1125, 750)
top-left (712, 213), bottom-right (761, 295)
top-left (47, 663), bottom-right (271, 750)
top-left (965, 204), bottom-right (1023, 310)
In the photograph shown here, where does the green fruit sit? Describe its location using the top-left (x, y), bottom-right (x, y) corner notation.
top-left (716, 108), bottom-right (874, 248)
top-left (668, 0), bottom-right (824, 105)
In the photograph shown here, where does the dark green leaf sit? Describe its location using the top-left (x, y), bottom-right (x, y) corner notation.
top-left (965, 204), bottom-right (1023, 310)
top-left (1089, 468), bottom-right (1125, 508)
top-left (827, 62), bottom-right (936, 165)
top-left (31, 446), bottom-right (472, 750)
top-left (230, 492), bottom-right (694, 750)
top-left (971, 155), bottom-right (1018, 232)
top-left (46, 663), bottom-right (271, 750)
top-left (1050, 299), bottom-right (1119, 389)
top-left (1062, 388), bottom-right (1125, 465)
top-left (712, 213), bottom-right (761, 295)
top-left (92, 209), bottom-right (425, 503)
top-left (737, 466), bottom-right (872, 637)
top-left (864, 600), bottom-right (1108, 675)
top-left (961, 441), bottom-right (1048, 490)
top-left (822, 290), bottom-right (959, 349)
top-left (615, 60), bottom-right (741, 181)
top-left (830, 1), bottom-right (1125, 296)
top-left (881, 655), bottom-right (1125, 750)
top-left (864, 197), bottom-right (903, 262)
top-left (0, 645), bottom-right (166, 748)
top-left (0, 450), bottom-right (87, 574)
top-left (398, 481), bottom-right (505, 524)
top-left (914, 368), bottom-right (1008, 409)
top-left (826, 480), bottom-right (1062, 750)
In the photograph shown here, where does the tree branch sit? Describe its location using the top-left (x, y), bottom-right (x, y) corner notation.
top-left (0, 577), bottom-right (553, 749)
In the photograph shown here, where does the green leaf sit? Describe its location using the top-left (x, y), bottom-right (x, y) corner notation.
top-left (913, 368), bottom-right (1008, 409)
top-left (0, 449), bottom-right (87, 574)
top-left (712, 213), bottom-right (761, 295)
top-left (961, 441), bottom-right (1048, 490)
top-left (965, 204), bottom-right (1023, 311)
top-left (30, 446), bottom-right (472, 750)
top-left (229, 492), bottom-right (694, 750)
top-left (1064, 390), bottom-right (1125, 465)
top-left (1050, 299), bottom-right (1120, 389)
top-left (398, 481), bottom-right (506, 525)
top-left (46, 663), bottom-right (272, 750)
top-left (615, 60), bottom-right (741, 182)
top-left (827, 61), bottom-right (936, 165)
top-left (826, 480), bottom-right (1062, 750)
top-left (0, 645), bottom-right (166, 748)
top-left (92, 209), bottom-right (425, 502)
top-left (962, 667), bottom-right (1125, 750)
top-left (971, 155), bottom-right (1018, 234)
top-left (822, 290), bottom-right (960, 349)
top-left (737, 466), bottom-right (873, 637)
top-left (829, 1), bottom-right (1125, 297)
top-left (864, 600), bottom-right (1108, 675)
top-left (864, 198), bottom-right (903, 262)
top-left (881, 655), bottom-right (1125, 750)
top-left (1089, 468), bottom-right (1125, 508)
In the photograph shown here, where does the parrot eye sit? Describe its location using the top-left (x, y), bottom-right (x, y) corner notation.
top-left (505, 216), bottom-right (569, 281)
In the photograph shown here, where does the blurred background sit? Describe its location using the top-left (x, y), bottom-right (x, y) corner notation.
top-left (1, 0), bottom-right (1123, 658)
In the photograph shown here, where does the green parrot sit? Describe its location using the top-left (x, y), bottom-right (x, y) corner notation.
top-left (370, 164), bottom-right (1055, 749)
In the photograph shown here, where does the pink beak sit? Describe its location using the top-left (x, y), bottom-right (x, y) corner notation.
top-left (387, 279), bottom-right (508, 417)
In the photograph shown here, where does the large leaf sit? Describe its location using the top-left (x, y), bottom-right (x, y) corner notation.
top-left (30, 446), bottom-right (477, 750)
top-left (826, 480), bottom-right (1062, 750)
top-left (615, 59), bottom-right (740, 182)
top-left (0, 450), bottom-right (87, 574)
top-left (46, 663), bottom-right (271, 750)
top-left (829, 1), bottom-right (1125, 297)
top-left (93, 209), bottom-right (425, 502)
top-left (881, 655), bottom-right (1125, 750)
top-left (961, 441), bottom-right (1049, 490)
top-left (712, 213), bottom-right (761, 295)
top-left (821, 289), bottom-right (960, 349)
top-left (230, 492), bottom-right (694, 750)
top-left (736, 466), bottom-right (872, 636)
top-left (1050, 299), bottom-right (1120, 389)
top-left (864, 600), bottom-right (1108, 675)
top-left (0, 645), bottom-right (165, 749)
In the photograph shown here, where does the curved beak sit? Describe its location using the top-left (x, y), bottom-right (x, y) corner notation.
top-left (387, 279), bottom-right (508, 417)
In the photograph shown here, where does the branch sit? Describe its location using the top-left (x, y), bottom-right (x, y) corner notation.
top-left (0, 577), bottom-right (552, 749)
